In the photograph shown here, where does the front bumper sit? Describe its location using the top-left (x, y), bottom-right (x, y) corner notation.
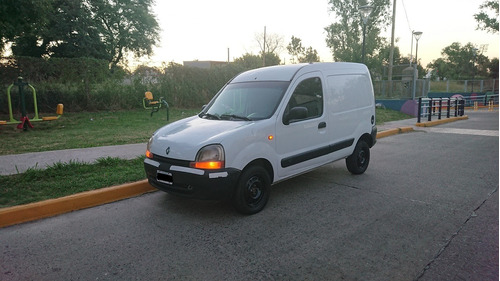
top-left (144, 156), bottom-right (241, 200)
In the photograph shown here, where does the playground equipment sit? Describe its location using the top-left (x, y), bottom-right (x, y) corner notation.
top-left (143, 91), bottom-right (169, 119)
top-left (0, 76), bottom-right (63, 130)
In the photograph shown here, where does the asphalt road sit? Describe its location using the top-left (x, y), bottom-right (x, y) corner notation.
top-left (1, 111), bottom-right (498, 281)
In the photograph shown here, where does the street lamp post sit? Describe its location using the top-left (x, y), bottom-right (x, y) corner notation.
top-left (413, 31), bottom-right (423, 65)
top-left (472, 48), bottom-right (478, 93)
top-left (411, 31), bottom-right (422, 99)
top-left (359, 5), bottom-right (373, 64)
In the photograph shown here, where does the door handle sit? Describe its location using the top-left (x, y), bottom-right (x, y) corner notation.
top-left (318, 122), bottom-right (326, 129)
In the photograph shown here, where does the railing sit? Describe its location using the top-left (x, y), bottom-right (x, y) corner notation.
top-left (374, 79), bottom-right (498, 100)
top-left (429, 79), bottom-right (498, 93)
top-left (461, 94), bottom-right (499, 108)
top-left (417, 97), bottom-right (465, 123)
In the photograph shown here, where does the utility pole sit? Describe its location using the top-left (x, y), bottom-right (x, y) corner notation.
top-left (388, 0), bottom-right (396, 96)
top-left (263, 26), bottom-right (266, 67)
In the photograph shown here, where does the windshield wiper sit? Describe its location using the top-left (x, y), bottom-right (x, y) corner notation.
top-left (221, 114), bottom-right (251, 121)
top-left (200, 113), bottom-right (221, 120)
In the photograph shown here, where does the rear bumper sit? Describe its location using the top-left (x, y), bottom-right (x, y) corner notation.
top-left (144, 158), bottom-right (241, 200)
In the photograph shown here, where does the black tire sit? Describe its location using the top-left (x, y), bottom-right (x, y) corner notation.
top-left (346, 140), bottom-right (370, 175)
top-left (232, 165), bottom-right (271, 215)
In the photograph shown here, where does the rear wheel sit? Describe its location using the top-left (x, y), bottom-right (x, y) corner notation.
top-left (232, 165), bottom-right (271, 215)
top-left (346, 140), bottom-right (370, 174)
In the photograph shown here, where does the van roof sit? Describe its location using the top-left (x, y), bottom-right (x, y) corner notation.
top-left (231, 62), bottom-right (368, 83)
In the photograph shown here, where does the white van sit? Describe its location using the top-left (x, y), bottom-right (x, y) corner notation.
top-left (144, 62), bottom-right (377, 214)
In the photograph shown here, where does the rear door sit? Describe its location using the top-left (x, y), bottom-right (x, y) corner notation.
top-left (275, 72), bottom-right (329, 179)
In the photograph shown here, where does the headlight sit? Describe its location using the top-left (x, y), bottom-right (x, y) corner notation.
top-left (145, 136), bottom-right (154, 159)
top-left (190, 144), bottom-right (225, 170)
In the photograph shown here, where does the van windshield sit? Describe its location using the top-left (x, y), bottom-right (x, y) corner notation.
top-left (201, 81), bottom-right (289, 121)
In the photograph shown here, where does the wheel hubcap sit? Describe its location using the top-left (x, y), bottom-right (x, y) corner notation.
top-left (358, 150), bottom-right (366, 166)
top-left (245, 176), bottom-right (263, 204)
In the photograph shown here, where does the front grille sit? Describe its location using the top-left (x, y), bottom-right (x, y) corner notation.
top-left (152, 154), bottom-right (191, 167)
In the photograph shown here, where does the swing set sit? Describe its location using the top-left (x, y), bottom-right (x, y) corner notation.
top-left (0, 76), bottom-right (63, 130)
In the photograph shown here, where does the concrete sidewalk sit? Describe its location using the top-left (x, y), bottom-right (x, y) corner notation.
top-left (0, 143), bottom-right (146, 176)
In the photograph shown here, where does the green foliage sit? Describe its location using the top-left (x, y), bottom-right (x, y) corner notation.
top-left (287, 36), bottom-right (305, 62)
top-left (287, 36), bottom-right (321, 63)
top-left (0, 57), bottom-right (251, 114)
top-left (325, 0), bottom-right (391, 68)
top-left (0, 0), bottom-right (53, 52)
top-left (474, 0), bottom-right (499, 33)
top-left (487, 58), bottom-right (499, 77)
top-left (375, 108), bottom-right (413, 124)
top-left (233, 53), bottom-right (264, 69)
top-left (0, 157), bottom-right (146, 207)
top-left (4, 0), bottom-right (159, 68)
top-left (427, 42), bottom-right (492, 80)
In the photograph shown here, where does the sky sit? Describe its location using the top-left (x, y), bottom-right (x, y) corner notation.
top-left (137, 0), bottom-right (499, 69)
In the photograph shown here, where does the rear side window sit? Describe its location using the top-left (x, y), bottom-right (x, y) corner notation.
top-left (327, 75), bottom-right (372, 112)
top-left (283, 77), bottom-right (323, 123)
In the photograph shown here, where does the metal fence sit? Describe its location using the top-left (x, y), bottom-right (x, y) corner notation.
top-left (416, 94), bottom-right (498, 123)
top-left (417, 97), bottom-right (465, 123)
top-left (374, 79), bottom-right (498, 100)
top-left (462, 94), bottom-right (499, 108)
top-left (374, 79), bottom-right (429, 99)
top-left (429, 79), bottom-right (498, 93)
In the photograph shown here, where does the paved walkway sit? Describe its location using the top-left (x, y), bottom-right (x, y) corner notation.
top-left (0, 143), bottom-right (146, 176)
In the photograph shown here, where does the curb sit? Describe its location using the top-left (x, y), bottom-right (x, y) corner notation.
top-left (376, 126), bottom-right (414, 139)
top-left (415, 115), bottom-right (469, 127)
top-left (0, 180), bottom-right (156, 228)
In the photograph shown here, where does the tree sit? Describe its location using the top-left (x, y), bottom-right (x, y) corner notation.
top-left (254, 30), bottom-right (284, 66)
top-left (287, 36), bottom-right (320, 63)
top-left (487, 58), bottom-right (499, 78)
top-left (324, 0), bottom-right (391, 68)
top-left (89, 0), bottom-right (160, 69)
top-left (474, 0), bottom-right (499, 33)
top-left (41, 0), bottom-right (109, 60)
top-left (0, 0), bottom-right (52, 53)
top-left (287, 36), bottom-right (304, 63)
top-left (427, 42), bottom-right (491, 80)
top-left (233, 52), bottom-right (280, 69)
top-left (301, 47), bottom-right (320, 63)
top-left (233, 53), bottom-right (263, 69)
top-left (6, 0), bottom-right (159, 69)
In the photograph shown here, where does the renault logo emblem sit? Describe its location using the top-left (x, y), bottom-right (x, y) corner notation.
top-left (166, 147), bottom-right (170, 155)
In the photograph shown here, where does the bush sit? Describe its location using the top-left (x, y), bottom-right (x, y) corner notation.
top-left (0, 57), bottom-right (251, 114)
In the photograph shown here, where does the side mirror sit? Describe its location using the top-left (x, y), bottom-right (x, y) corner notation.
top-left (283, 106), bottom-right (308, 125)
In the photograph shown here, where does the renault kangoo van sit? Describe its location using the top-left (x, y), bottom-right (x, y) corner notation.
top-left (144, 62), bottom-right (377, 214)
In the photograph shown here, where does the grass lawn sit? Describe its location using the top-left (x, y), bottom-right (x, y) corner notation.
top-left (0, 157), bottom-right (145, 208)
top-left (0, 107), bottom-right (413, 207)
top-left (0, 108), bottom-right (200, 155)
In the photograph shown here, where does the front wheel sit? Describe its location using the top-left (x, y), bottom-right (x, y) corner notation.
top-left (232, 165), bottom-right (271, 215)
top-left (346, 140), bottom-right (370, 175)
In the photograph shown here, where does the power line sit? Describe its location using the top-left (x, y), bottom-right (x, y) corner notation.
top-left (400, 0), bottom-right (413, 33)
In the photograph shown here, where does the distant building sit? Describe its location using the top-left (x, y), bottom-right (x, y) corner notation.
top-left (183, 61), bottom-right (227, 69)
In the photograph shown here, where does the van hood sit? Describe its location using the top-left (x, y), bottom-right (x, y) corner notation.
top-left (150, 116), bottom-right (252, 160)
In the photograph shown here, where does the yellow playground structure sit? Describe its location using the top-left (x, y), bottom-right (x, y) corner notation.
top-left (143, 91), bottom-right (169, 119)
top-left (0, 77), bottom-right (63, 130)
